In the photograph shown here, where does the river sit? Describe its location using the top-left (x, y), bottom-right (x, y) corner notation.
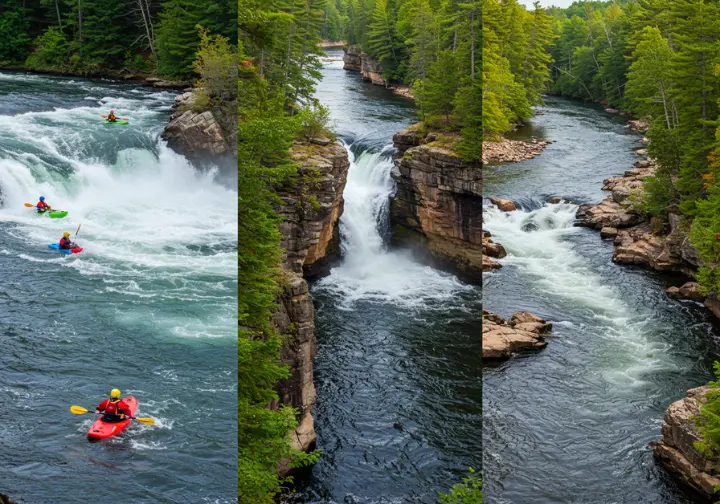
top-left (482, 97), bottom-right (720, 503)
top-left (286, 49), bottom-right (483, 503)
top-left (0, 71), bottom-right (236, 502)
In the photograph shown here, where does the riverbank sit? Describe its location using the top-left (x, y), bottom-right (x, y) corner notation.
top-left (0, 65), bottom-right (191, 89)
top-left (482, 136), bottom-right (552, 164)
top-left (341, 45), bottom-right (414, 100)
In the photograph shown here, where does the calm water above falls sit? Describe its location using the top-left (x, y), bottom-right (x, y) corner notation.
top-left (288, 49), bottom-right (483, 503)
top-left (0, 71), bottom-right (236, 502)
top-left (483, 98), bottom-right (720, 503)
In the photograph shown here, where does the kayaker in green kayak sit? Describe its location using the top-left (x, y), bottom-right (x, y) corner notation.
top-left (36, 196), bottom-right (51, 213)
top-left (59, 231), bottom-right (79, 250)
top-left (106, 109), bottom-right (118, 122)
top-left (95, 389), bottom-right (132, 423)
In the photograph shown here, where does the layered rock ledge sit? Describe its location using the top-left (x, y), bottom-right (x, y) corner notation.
top-left (390, 128), bottom-right (482, 281)
top-left (482, 231), bottom-right (505, 272)
top-left (482, 137), bottom-right (551, 164)
top-left (650, 387), bottom-right (720, 499)
top-left (576, 151), bottom-right (701, 278)
top-left (162, 90), bottom-right (236, 165)
top-left (482, 311), bottom-right (551, 359)
top-left (272, 139), bottom-right (350, 473)
top-left (343, 46), bottom-right (414, 99)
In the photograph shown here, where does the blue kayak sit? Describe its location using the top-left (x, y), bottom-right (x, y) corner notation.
top-left (48, 243), bottom-right (83, 254)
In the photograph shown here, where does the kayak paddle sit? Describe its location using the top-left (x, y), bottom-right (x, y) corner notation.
top-left (70, 405), bottom-right (155, 425)
top-left (25, 202), bottom-right (55, 210)
top-left (100, 115), bottom-right (130, 120)
top-left (75, 224), bottom-right (81, 237)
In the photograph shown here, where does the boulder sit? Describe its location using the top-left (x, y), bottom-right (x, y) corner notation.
top-left (650, 387), bottom-right (720, 498)
top-left (600, 227), bottom-right (618, 239)
top-left (482, 137), bottom-right (551, 164)
top-left (489, 198), bottom-right (516, 212)
top-left (482, 310), bottom-right (550, 359)
top-left (548, 197), bottom-right (562, 204)
top-left (667, 282), bottom-right (705, 302)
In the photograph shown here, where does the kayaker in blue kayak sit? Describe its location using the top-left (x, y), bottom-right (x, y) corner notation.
top-left (36, 196), bottom-right (51, 213)
top-left (59, 231), bottom-right (78, 250)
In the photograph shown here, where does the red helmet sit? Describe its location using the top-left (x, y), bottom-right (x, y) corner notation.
top-left (110, 109), bottom-right (114, 113)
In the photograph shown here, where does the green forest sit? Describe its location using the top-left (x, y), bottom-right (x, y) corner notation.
top-left (320, 0), bottom-right (482, 161)
top-left (0, 0), bottom-right (236, 77)
top-left (238, 0), bottom-right (481, 501)
top-left (482, 0), bottom-right (720, 456)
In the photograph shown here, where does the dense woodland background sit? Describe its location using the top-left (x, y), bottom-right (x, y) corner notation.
top-left (0, 0), bottom-right (237, 77)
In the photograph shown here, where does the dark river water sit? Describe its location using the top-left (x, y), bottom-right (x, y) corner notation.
top-left (483, 97), bottom-right (720, 503)
top-left (0, 71), bottom-right (236, 502)
top-left (288, 49), bottom-right (483, 503)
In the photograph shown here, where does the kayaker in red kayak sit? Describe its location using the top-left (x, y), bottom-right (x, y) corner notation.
top-left (59, 231), bottom-right (78, 250)
top-left (95, 389), bottom-right (132, 423)
top-left (36, 196), bottom-right (51, 213)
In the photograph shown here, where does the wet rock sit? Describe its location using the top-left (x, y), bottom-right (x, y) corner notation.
top-left (650, 386), bottom-right (720, 498)
top-left (343, 45), bottom-right (388, 86)
top-left (600, 227), bottom-right (618, 239)
top-left (0, 495), bottom-right (17, 504)
top-left (482, 310), bottom-right (550, 359)
top-left (390, 128), bottom-right (482, 282)
top-left (489, 197), bottom-right (516, 212)
top-left (627, 118), bottom-right (650, 133)
top-left (483, 240), bottom-right (507, 259)
top-left (548, 197), bottom-right (562, 204)
top-left (482, 137), bottom-right (551, 164)
top-left (667, 282), bottom-right (705, 302)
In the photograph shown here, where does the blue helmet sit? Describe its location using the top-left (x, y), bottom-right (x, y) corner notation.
top-left (39, 196), bottom-right (45, 201)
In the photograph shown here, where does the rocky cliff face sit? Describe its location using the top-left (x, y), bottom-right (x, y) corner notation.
top-left (342, 45), bottom-right (387, 86)
top-left (272, 139), bottom-right (350, 469)
top-left (390, 128), bottom-right (483, 282)
top-left (162, 90), bottom-right (236, 166)
top-left (650, 387), bottom-right (720, 498)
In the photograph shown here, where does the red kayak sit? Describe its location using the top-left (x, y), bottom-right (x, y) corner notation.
top-left (87, 396), bottom-right (138, 440)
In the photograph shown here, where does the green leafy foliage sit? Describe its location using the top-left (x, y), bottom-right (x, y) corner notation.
top-left (296, 103), bottom-right (336, 142)
top-left (25, 26), bottom-right (69, 70)
top-left (438, 468), bottom-right (483, 504)
top-left (693, 362), bottom-right (720, 458)
top-left (0, 0), bottom-right (32, 63)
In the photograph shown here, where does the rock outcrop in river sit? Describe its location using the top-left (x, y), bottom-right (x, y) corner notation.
top-left (650, 386), bottom-right (720, 498)
top-left (0, 494), bottom-right (17, 504)
top-left (390, 127), bottom-right (482, 281)
top-left (162, 90), bottom-right (236, 165)
top-left (576, 150), bottom-right (701, 279)
top-left (482, 137), bottom-right (551, 164)
top-left (272, 139), bottom-right (350, 473)
top-left (483, 310), bottom-right (551, 359)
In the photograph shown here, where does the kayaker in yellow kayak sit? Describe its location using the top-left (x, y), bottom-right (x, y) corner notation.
top-left (36, 196), bottom-right (51, 213)
top-left (95, 389), bottom-right (132, 423)
top-left (59, 231), bottom-right (78, 250)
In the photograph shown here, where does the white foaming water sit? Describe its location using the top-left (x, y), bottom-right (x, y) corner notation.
top-left (0, 94), bottom-right (237, 337)
top-left (315, 147), bottom-right (471, 309)
top-left (483, 202), bottom-right (676, 386)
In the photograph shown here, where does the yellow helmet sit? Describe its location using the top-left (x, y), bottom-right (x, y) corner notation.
top-left (63, 231), bottom-right (70, 237)
top-left (110, 389), bottom-right (121, 398)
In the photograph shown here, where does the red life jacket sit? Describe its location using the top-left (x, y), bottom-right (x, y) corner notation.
top-left (98, 398), bottom-right (130, 418)
top-left (59, 237), bottom-right (73, 249)
top-left (37, 201), bottom-right (48, 210)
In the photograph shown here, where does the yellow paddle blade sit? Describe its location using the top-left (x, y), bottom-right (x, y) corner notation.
top-left (70, 405), bottom-right (89, 414)
top-left (24, 203), bottom-right (33, 207)
top-left (134, 417), bottom-right (154, 425)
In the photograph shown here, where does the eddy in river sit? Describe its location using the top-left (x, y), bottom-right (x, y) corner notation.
top-left (59, 231), bottom-right (78, 250)
top-left (36, 196), bottom-right (51, 213)
top-left (95, 389), bottom-right (132, 422)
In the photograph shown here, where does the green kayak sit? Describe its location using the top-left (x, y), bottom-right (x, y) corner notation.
top-left (104, 120), bottom-right (129, 125)
top-left (37, 210), bottom-right (68, 219)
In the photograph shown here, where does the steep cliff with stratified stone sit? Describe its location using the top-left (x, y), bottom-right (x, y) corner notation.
top-left (272, 139), bottom-right (350, 470)
top-left (390, 127), bottom-right (482, 282)
top-left (162, 90), bottom-right (236, 166)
